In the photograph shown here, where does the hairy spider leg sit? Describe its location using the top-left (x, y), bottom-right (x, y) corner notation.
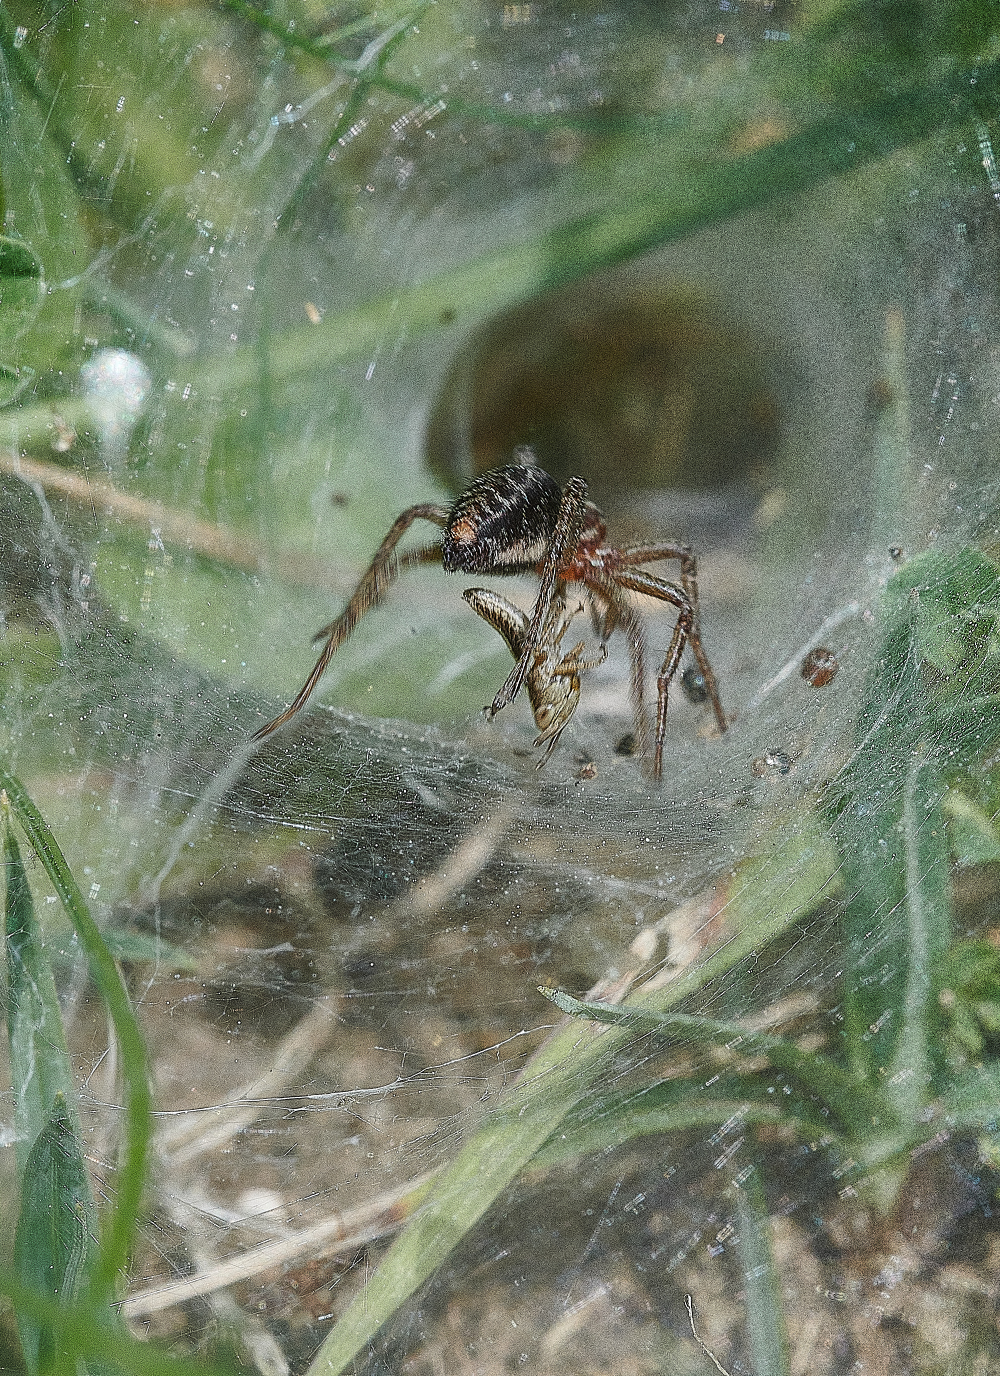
top-left (612, 543), bottom-right (727, 739)
top-left (581, 574), bottom-right (653, 763)
top-left (612, 567), bottom-right (695, 782)
top-left (252, 504), bottom-right (449, 741)
top-left (486, 476), bottom-right (590, 720)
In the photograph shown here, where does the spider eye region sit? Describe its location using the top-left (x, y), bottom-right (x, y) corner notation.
top-left (441, 461), bottom-right (563, 573)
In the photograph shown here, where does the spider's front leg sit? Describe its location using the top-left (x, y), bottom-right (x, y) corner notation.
top-left (252, 503), bottom-right (449, 740)
top-left (486, 476), bottom-right (590, 719)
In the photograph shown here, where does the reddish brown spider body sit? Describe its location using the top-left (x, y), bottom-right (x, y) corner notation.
top-left (252, 458), bottom-right (727, 778)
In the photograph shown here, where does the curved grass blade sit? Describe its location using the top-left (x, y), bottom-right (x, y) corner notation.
top-left (4, 824), bottom-right (80, 1176)
top-left (0, 772), bottom-right (151, 1304)
top-left (12, 1095), bottom-right (98, 1375)
top-left (532, 1078), bottom-right (832, 1168)
top-left (4, 822), bottom-right (101, 1370)
top-left (542, 990), bottom-right (887, 1139)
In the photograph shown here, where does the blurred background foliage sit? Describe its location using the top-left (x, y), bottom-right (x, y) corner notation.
top-left (0, 0), bottom-right (996, 753)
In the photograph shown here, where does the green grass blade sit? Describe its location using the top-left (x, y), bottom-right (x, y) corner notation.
top-left (542, 991), bottom-right (886, 1138)
top-left (3, 819), bottom-right (102, 1370)
top-left (533, 1080), bottom-right (832, 1168)
top-left (734, 1169), bottom-right (790, 1376)
top-left (12, 1095), bottom-right (99, 1376)
top-left (4, 823), bottom-right (79, 1176)
top-left (0, 1270), bottom-right (235, 1376)
top-left (825, 616), bottom-right (925, 1075)
top-left (885, 750), bottom-right (954, 1120)
top-left (0, 772), bottom-right (151, 1304)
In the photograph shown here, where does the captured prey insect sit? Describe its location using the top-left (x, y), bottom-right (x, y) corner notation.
top-left (252, 458), bottom-right (728, 778)
top-left (463, 587), bottom-right (607, 765)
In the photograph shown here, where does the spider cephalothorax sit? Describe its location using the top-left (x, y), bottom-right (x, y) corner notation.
top-left (253, 458), bottom-right (727, 778)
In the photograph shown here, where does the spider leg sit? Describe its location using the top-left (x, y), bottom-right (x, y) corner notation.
top-left (252, 505), bottom-right (449, 740)
top-left (613, 541), bottom-right (696, 589)
top-left (397, 543), bottom-right (453, 577)
top-left (612, 544), bottom-right (727, 738)
top-left (592, 576), bottom-right (652, 764)
top-left (487, 476), bottom-right (589, 719)
top-left (611, 568), bottom-right (695, 783)
top-left (585, 584), bottom-right (618, 645)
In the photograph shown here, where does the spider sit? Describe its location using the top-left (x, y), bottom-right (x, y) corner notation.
top-left (252, 458), bottom-right (728, 778)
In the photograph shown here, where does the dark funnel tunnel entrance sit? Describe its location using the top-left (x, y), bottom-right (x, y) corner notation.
top-left (424, 278), bottom-right (784, 543)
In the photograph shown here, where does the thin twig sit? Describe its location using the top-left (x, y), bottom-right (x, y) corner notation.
top-left (686, 1294), bottom-right (733, 1376)
top-left (0, 450), bottom-right (349, 589)
top-left (742, 600), bottom-right (861, 714)
top-left (158, 996), bottom-right (339, 1161)
top-left (378, 801), bottom-right (516, 925)
top-left (163, 1189), bottom-right (292, 1376)
top-left (121, 1171), bottom-right (434, 1319)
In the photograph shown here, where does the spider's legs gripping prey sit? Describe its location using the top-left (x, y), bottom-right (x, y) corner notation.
top-left (465, 585), bottom-right (606, 764)
top-left (486, 476), bottom-right (590, 720)
top-left (252, 504), bottom-right (449, 741)
top-left (614, 543), bottom-right (727, 739)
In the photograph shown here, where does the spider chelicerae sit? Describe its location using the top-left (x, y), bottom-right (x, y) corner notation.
top-left (252, 458), bottom-right (728, 778)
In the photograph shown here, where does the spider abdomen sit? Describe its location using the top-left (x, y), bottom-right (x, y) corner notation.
top-left (442, 462), bottom-right (562, 574)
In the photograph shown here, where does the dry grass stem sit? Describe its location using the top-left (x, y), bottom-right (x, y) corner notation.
top-left (379, 802), bottom-right (516, 925)
top-left (122, 1171), bottom-right (435, 1319)
top-left (686, 1293), bottom-right (733, 1376)
top-left (741, 599), bottom-right (861, 714)
top-left (0, 450), bottom-right (349, 589)
top-left (157, 996), bottom-right (339, 1162)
